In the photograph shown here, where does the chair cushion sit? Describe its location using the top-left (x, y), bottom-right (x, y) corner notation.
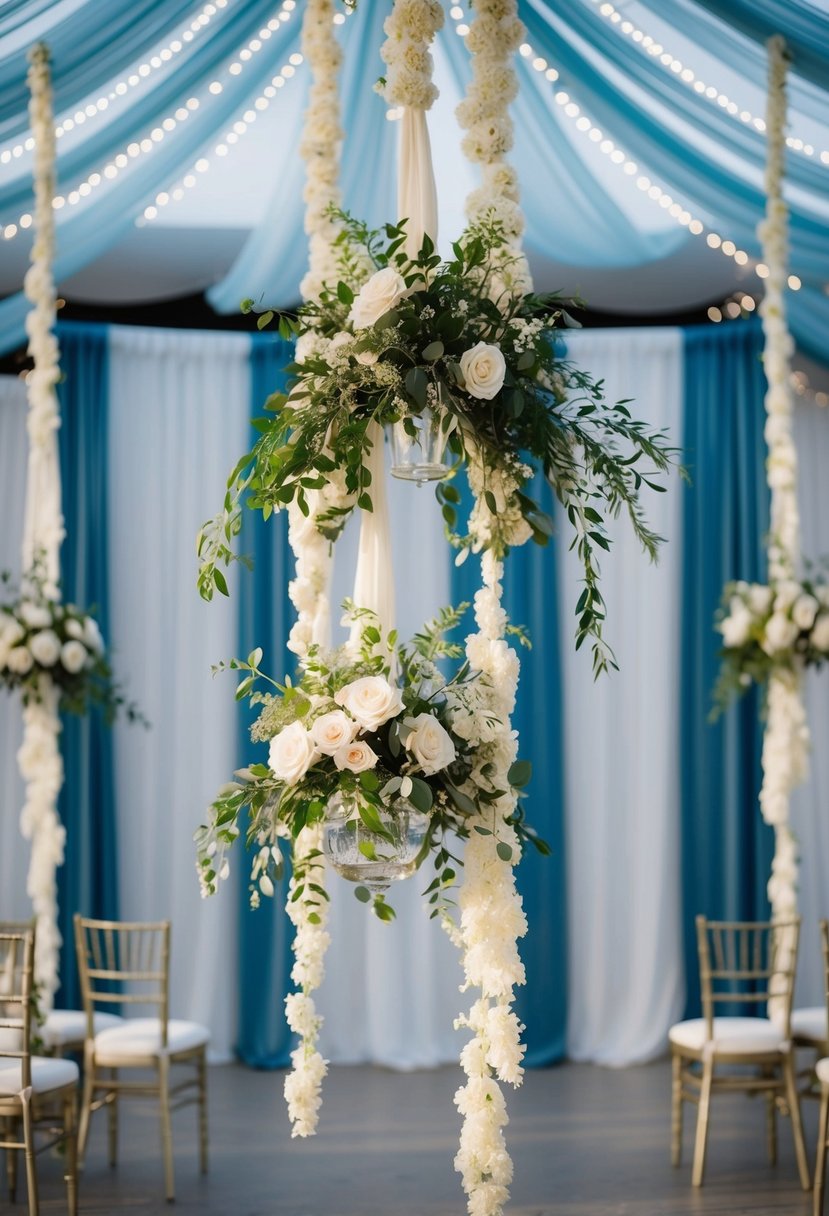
top-left (0, 1055), bottom-right (78, 1097)
top-left (94, 1018), bottom-right (209, 1063)
top-left (669, 1016), bottom-right (785, 1054)
top-left (792, 1006), bottom-right (828, 1043)
top-left (42, 1008), bottom-right (122, 1049)
top-left (816, 1058), bottom-right (829, 1086)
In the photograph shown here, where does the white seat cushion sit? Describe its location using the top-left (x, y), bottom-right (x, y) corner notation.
top-left (669, 1016), bottom-right (785, 1054)
top-left (0, 1055), bottom-right (78, 1097)
top-left (42, 1009), bottom-right (123, 1049)
top-left (94, 1018), bottom-right (209, 1063)
top-left (816, 1058), bottom-right (829, 1085)
top-left (792, 1006), bottom-right (828, 1043)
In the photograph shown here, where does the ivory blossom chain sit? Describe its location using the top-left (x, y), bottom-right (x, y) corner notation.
top-left (380, 0), bottom-right (445, 110)
top-left (19, 44), bottom-right (66, 1011)
top-left (757, 36), bottom-right (806, 921)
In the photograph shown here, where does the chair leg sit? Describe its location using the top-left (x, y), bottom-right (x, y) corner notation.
top-left (691, 1056), bottom-right (714, 1187)
top-left (783, 1052), bottom-right (812, 1191)
top-left (671, 1051), bottom-right (683, 1167)
top-left (77, 1048), bottom-right (95, 1163)
top-left (763, 1064), bottom-right (778, 1166)
top-left (107, 1069), bottom-right (118, 1167)
top-left (197, 1050), bottom-right (208, 1175)
top-left (20, 1093), bottom-right (38, 1216)
top-left (158, 1056), bottom-right (175, 1202)
top-left (814, 1085), bottom-right (829, 1216)
top-left (64, 1092), bottom-right (78, 1216)
top-left (6, 1116), bottom-right (19, 1202)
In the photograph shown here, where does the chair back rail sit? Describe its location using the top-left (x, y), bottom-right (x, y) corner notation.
top-left (695, 915), bottom-right (800, 1040)
top-left (74, 916), bottom-right (171, 1045)
top-left (0, 928), bottom-right (34, 1088)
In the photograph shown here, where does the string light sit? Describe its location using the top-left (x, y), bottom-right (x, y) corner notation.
top-left (791, 369), bottom-right (829, 408)
top-left (450, 11), bottom-right (801, 290)
top-left (0, 0), bottom-right (230, 164)
top-left (1, 0), bottom-right (298, 240)
top-left (590, 0), bottom-right (829, 166)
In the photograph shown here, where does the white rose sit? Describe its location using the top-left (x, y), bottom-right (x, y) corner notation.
top-left (355, 348), bottom-right (379, 366)
top-left (334, 676), bottom-right (404, 732)
top-left (29, 629), bottom-right (61, 667)
top-left (310, 710), bottom-right (359, 756)
top-left (459, 342), bottom-right (507, 400)
top-left (404, 712), bottom-right (456, 776)
top-left (762, 613), bottom-right (799, 655)
top-left (748, 584), bottom-right (773, 615)
top-left (1, 619), bottom-right (24, 648)
top-left (774, 579), bottom-right (801, 611)
top-left (60, 640), bottom-right (88, 674)
top-left (65, 618), bottom-right (86, 641)
top-left (792, 594), bottom-right (819, 631)
top-left (720, 605), bottom-right (753, 648)
top-left (348, 267), bottom-right (407, 330)
top-left (268, 720), bottom-right (318, 786)
top-left (333, 739), bottom-right (379, 773)
top-left (19, 602), bottom-right (51, 629)
top-left (811, 614), bottom-right (829, 652)
top-left (7, 646), bottom-right (33, 675)
top-left (84, 617), bottom-right (104, 654)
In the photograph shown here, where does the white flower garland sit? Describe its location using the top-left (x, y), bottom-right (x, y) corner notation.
top-left (299, 0), bottom-right (344, 304)
top-left (20, 44), bottom-right (65, 1011)
top-left (453, 549), bottom-right (527, 1216)
top-left (380, 0), bottom-right (444, 110)
top-left (456, 0), bottom-right (533, 302)
top-left (757, 37), bottom-right (806, 920)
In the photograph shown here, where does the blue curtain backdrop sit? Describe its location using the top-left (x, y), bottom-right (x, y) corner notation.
top-left (235, 334), bottom-right (296, 1067)
top-left (55, 321), bottom-right (118, 1008)
top-left (680, 321), bottom-right (772, 1018)
top-left (452, 474), bottom-right (568, 1065)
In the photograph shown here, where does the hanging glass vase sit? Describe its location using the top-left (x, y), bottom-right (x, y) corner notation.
top-left (388, 408), bottom-right (448, 484)
top-left (321, 792), bottom-right (429, 893)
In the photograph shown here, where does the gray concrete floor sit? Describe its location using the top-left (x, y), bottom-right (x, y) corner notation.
top-left (21, 1059), bottom-right (823, 1214)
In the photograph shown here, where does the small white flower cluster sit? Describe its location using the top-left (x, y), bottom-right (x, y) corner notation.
top-left (456, 0), bottom-right (532, 306)
top-left (719, 578), bottom-right (829, 656)
top-left (299, 0), bottom-right (344, 302)
top-left (466, 444), bottom-right (533, 554)
top-left (284, 822), bottom-right (330, 1137)
top-left (380, 0), bottom-right (445, 111)
top-left (287, 493), bottom-right (334, 658)
top-left (452, 547), bottom-right (527, 1216)
top-left (0, 600), bottom-right (104, 684)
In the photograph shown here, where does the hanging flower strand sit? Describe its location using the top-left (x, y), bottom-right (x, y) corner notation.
top-left (757, 35), bottom-right (806, 921)
top-left (379, 0), bottom-right (444, 111)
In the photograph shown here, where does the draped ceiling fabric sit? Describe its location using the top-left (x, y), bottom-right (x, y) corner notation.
top-left (0, 0), bottom-right (828, 361)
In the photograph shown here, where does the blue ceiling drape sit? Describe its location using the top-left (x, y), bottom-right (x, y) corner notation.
top-left (0, 0), bottom-right (826, 360)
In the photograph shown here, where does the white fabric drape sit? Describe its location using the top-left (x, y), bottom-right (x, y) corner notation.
top-left (321, 464), bottom-right (465, 1066)
top-left (107, 326), bottom-right (250, 1061)
top-left (560, 328), bottom-right (686, 1066)
top-left (398, 107), bottom-right (439, 257)
top-left (0, 375), bottom-right (32, 919)
top-left (350, 420), bottom-right (396, 640)
top-left (791, 398), bottom-right (829, 1008)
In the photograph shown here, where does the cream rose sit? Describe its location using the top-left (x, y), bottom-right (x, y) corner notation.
top-left (333, 739), bottom-right (379, 773)
top-left (269, 720), bottom-right (318, 786)
top-left (349, 267), bottom-right (407, 330)
top-left (310, 710), bottom-right (359, 756)
top-left (762, 613), bottom-right (799, 655)
top-left (812, 614), bottom-right (829, 651)
top-left (459, 341), bottom-right (506, 400)
top-left (84, 616), bottom-right (104, 654)
top-left (748, 584), bottom-right (773, 615)
top-left (405, 712), bottom-right (456, 776)
top-left (334, 676), bottom-right (404, 732)
top-left (792, 594), bottom-right (819, 631)
top-left (19, 602), bottom-right (51, 629)
top-left (60, 640), bottom-right (88, 674)
top-left (7, 646), bottom-right (33, 675)
top-left (720, 606), bottom-right (753, 648)
top-left (29, 629), bottom-right (61, 667)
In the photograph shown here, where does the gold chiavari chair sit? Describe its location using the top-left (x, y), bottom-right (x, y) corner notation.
top-left (74, 915), bottom-right (209, 1202)
top-left (793, 920), bottom-right (829, 1096)
top-left (0, 926), bottom-right (78, 1215)
top-left (669, 915), bottom-right (810, 1190)
top-left (811, 924), bottom-right (829, 1214)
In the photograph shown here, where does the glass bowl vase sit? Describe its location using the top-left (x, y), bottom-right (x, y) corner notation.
top-left (388, 408), bottom-right (448, 484)
top-left (321, 793), bottom-right (429, 894)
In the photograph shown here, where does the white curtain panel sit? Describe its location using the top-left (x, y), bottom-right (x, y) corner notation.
top-left (107, 326), bottom-right (250, 1061)
top-left (791, 398), bottom-right (829, 1008)
top-left (0, 375), bottom-right (32, 919)
top-left (320, 465), bottom-right (466, 1066)
top-left (560, 328), bottom-right (686, 1066)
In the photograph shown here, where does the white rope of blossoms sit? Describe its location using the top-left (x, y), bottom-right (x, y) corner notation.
top-left (18, 43), bottom-right (66, 1012)
top-left (280, 0), bottom-right (343, 1139)
top-left (757, 36), bottom-right (806, 921)
top-left (451, 7), bottom-right (530, 1214)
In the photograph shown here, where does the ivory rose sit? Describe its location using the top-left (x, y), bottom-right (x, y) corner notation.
top-left (812, 615), bottom-right (829, 651)
top-left (348, 267), bottom-right (407, 329)
top-left (460, 342), bottom-right (507, 400)
top-left (762, 613), bottom-right (799, 655)
top-left (29, 629), bottom-right (60, 667)
top-left (334, 676), bottom-right (404, 731)
top-left (720, 605), bottom-right (753, 648)
top-left (333, 739), bottom-right (378, 773)
top-left (269, 721), bottom-right (318, 786)
top-left (792, 594), bottom-right (819, 631)
top-left (405, 712), bottom-right (457, 775)
top-left (60, 640), bottom-right (88, 674)
top-left (7, 646), bottom-right (34, 675)
top-left (310, 710), bottom-right (358, 756)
